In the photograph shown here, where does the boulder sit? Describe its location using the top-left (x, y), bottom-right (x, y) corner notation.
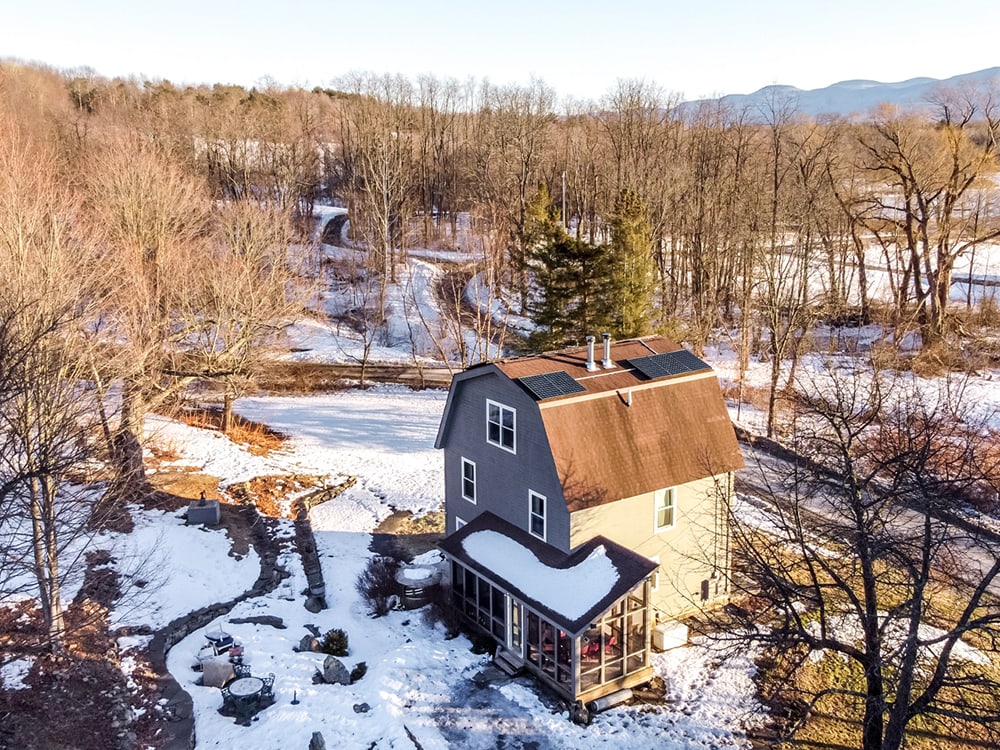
top-left (298, 635), bottom-right (319, 653)
top-left (321, 655), bottom-right (350, 685)
top-left (309, 731), bottom-right (326, 750)
top-left (201, 658), bottom-right (235, 688)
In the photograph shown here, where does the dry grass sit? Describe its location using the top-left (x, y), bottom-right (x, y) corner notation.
top-left (746, 560), bottom-right (1000, 750)
top-left (373, 510), bottom-right (445, 536)
top-left (176, 407), bottom-right (288, 455)
top-left (228, 473), bottom-right (326, 518)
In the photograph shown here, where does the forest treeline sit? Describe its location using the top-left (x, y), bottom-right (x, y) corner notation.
top-left (6, 60), bottom-right (1000, 349)
top-left (2, 60), bottom-right (1000, 419)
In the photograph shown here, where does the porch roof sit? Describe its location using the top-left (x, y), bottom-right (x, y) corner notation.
top-left (439, 512), bottom-right (656, 635)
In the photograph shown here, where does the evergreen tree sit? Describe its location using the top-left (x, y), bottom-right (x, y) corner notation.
top-left (530, 233), bottom-right (614, 350)
top-left (609, 188), bottom-right (656, 337)
top-left (520, 182), bottom-right (562, 254)
top-left (524, 182), bottom-right (616, 350)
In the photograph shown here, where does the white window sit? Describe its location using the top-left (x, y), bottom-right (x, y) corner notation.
top-left (461, 458), bottom-right (477, 503)
top-left (654, 488), bottom-right (676, 531)
top-left (455, 516), bottom-right (467, 531)
top-left (529, 490), bottom-right (546, 540)
top-left (649, 555), bottom-right (660, 591)
top-left (487, 400), bottom-right (516, 453)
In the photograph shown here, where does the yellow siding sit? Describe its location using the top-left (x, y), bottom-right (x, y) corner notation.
top-left (569, 473), bottom-right (732, 620)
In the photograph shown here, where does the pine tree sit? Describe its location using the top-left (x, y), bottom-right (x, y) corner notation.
top-left (520, 182), bottom-right (562, 255)
top-left (529, 233), bottom-right (614, 349)
top-left (609, 188), bottom-right (656, 337)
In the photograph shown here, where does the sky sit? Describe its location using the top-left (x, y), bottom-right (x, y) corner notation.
top-left (2, 0), bottom-right (998, 103)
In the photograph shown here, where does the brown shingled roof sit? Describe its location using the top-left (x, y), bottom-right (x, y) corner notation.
top-left (541, 373), bottom-right (744, 510)
top-left (492, 336), bottom-right (742, 509)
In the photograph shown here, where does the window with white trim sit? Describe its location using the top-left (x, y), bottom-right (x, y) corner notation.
top-left (461, 458), bottom-right (477, 503)
top-left (455, 516), bottom-right (467, 531)
top-left (487, 400), bottom-right (516, 453)
top-left (654, 488), bottom-right (675, 531)
top-left (529, 490), bottom-right (546, 540)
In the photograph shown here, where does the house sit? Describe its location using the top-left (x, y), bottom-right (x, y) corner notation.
top-left (434, 334), bottom-right (744, 705)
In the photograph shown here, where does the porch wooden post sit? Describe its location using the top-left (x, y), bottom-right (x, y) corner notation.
top-left (572, 633), bottom-right (581, 698)
top-left (643, 579), bottom-right (652, 663)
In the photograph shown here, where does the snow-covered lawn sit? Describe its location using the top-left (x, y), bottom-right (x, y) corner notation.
top-left (142, 385), bottom-right (765, 749)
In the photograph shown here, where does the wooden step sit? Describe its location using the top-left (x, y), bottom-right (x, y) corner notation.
top-left (493, 648), bottom-right (524, 676)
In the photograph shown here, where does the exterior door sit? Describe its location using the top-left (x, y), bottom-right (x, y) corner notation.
top-left (507, 599), bottom-right (523, 659)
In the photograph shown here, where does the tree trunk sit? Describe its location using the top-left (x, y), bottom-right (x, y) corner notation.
top-left (113, 377), bottom-right (147, 490)
top-left (30, 476), bottom-right (64, 654)
top-left (221, 388), bottom-right (234, 435)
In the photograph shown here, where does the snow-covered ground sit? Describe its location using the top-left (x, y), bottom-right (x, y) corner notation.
top-left (137, 219), bottom-right (1000, 748)
top-left (141, 385), bottom-right (766, 749)
top-left (20, 209), bottom-right (1000, 745)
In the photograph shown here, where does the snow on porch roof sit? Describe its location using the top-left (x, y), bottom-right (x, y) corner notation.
top-left (439, 512), bottom-right (656, 635)
top-left (463, 532), bottom-right (618, 622)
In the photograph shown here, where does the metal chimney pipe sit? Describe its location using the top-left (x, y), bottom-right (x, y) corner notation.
top-left (585, 335), bottom-right (598, 371)
top-left (601, 332), bottom-right (613, 368)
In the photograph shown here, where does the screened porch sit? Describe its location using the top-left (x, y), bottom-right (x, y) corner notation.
top-left (440, 513), bottom-right (656, 703)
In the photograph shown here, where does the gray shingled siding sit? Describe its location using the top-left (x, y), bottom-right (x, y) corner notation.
top-left (442, 368), bottom-right (571, 551)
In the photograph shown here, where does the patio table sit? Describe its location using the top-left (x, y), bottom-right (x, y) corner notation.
top-left (228, 676), bottom-right (265, 725)
top-left (229, 676), bottom-right (264, 698)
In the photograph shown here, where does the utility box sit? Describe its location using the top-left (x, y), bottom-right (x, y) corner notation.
top-left (187, 499), bottom-right (221, 525)
top-left (652, 621), bottom-right (688, 651)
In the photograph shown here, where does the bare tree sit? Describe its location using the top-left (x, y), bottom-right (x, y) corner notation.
top-left (719, 361), bottom-right (1000, 749)
top-left (468, 78), bottom-right (556, 306)
top-left (83, 133), bottom-right (212, 484)
top-left (854, 92), bottom-right (1000, 345)
top-left (174, 198), bottom-right (308, 431)
top-left (334, 73), bottom-right (416, 291)
top-left (0, 120), bottom-right (104, 653)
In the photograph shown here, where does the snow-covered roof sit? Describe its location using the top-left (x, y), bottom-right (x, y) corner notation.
top-left (439, 512), bottom-right (656, 635)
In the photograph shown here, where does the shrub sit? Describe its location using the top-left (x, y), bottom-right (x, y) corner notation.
top-left (469, 632), bottom-right (497, 656)
top-left (355, 555), bottom-right (400, 617)
top-left (349, 661), bottom-right (367, 684)
top-left (320, 627), bottom-right (349, 656)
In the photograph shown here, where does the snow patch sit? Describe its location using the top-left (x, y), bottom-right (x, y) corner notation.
top-left (461, 531), bottom-right (620, 621)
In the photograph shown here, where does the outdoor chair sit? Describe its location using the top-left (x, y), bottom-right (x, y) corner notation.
top-left (261, 673), bottom-right (275, 698)
top-left (234, 663), bottom-right (252, 679)
top-left (208, 633), bottom-right (235, 655)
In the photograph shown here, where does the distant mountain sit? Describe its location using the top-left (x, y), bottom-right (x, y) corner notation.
top-left (682, 68), bottom-right (1000, 119)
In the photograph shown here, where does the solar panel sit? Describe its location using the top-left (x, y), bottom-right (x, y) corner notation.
top-left (626, 350), bottom-right (710, 380)
top-left (517, 370), bottom-right (586, 401)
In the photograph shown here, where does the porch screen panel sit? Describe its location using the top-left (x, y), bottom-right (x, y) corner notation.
top-left (526, 611), bottom-right (541, 667)
top-left (491, 586), bottom-right (507, 639)
top-left (540, 620), bottom-right (556, 678)
top-left (627, 609), bottom-right (647, 673)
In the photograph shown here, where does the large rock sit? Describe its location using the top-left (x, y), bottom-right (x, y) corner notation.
top-left (321, 655), bottom-right (350, 685)
top-left (309, 732), bottom-right (326, 750)
top-left (298, 635), bottom-right (319, 653)
top-left (201, 658), bottom-right (235, 688)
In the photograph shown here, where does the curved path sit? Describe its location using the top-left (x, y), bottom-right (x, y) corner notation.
top-left (144, 504), bottom-right (292, 750)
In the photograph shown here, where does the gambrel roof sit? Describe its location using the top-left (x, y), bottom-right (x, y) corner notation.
top-left (436, 336), bottom-right (744, 510)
